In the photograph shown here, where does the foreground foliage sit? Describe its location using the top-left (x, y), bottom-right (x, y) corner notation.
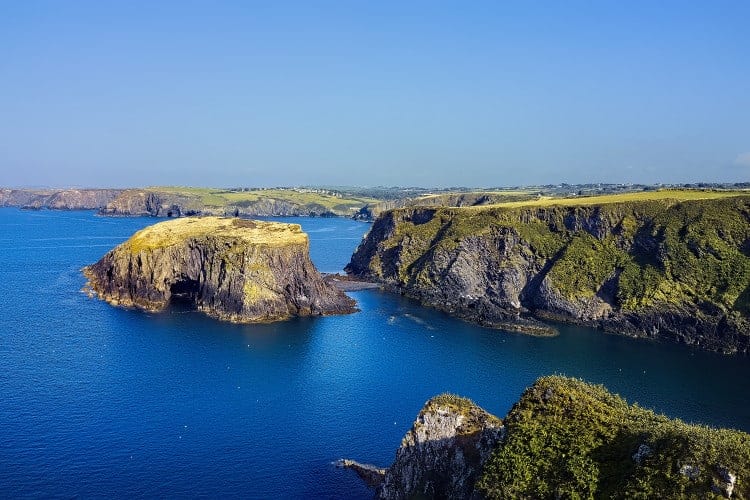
top-left (477, 376), bottom-right (750, 499)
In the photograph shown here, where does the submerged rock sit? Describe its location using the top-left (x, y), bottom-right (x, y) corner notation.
top-left (84, 216), bottom-right (356, 322)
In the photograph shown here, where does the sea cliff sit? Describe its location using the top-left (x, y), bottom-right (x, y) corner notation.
top-left (346, 192), bottom-right (750, 353)
top-left (343, 376), bottom-right (750, 499)
top-left (100, 187), bottom-right (374, 218)
top-left (0, 188), bottom-right (121, 210)
top-left (84, 216), bottom-right (356, 322)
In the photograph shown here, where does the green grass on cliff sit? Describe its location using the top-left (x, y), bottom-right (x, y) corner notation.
top-left (125, 217), bottom-right (307, 253)
top-left (480, 189), bottom-right (749, 209)
top-left (368, 192), bottom-right (750, 319)
top-left (477, 376), bottom-right (750, 499)
top-left (147, 186), bottom-right (378, 213)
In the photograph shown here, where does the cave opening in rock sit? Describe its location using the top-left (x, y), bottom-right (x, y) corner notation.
top-left (169, 278), bottom-right (200, 308)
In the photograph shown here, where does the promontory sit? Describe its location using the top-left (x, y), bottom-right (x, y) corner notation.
top-left (84, 216), bottom-right (356, 322)
top-left (346, 190), bottom-right (750, 354)
top-left (341, 376), bottom-right (749, 499)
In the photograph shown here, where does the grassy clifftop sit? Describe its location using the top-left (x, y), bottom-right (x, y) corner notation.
top-left (477, 188), bottom-right (747, 209)
top-left (150, 186), bottom-right (379, 211)
top-left (125, 217), bottom-right (307, 253)
top-left (478, 376), bottom-right (750, 499)
top-left (102, 186), bottom-right (379, 217)
top-left (348, 190), bottom-right (750, 352)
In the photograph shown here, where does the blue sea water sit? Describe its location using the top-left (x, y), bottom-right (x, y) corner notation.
top-left (0, 208), bottom-right (748, 498)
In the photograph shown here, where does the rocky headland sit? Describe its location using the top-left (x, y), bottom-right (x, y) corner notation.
top-left (346, 192), bottom-right (750, 354)
top-left (100, 187), bottom-right (373, 218)
top-left (342, 376), bottom-right (749, 499)
top-left (84, 216), bottom-right (356, 322)
top-left (0, 188), bottom-right (122, 210)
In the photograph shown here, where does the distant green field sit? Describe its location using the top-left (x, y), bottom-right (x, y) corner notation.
top-left (146, 186), bottom-right (379, 212)
top-left (478, 189), bottom-right (750, 209)
top-left (416, 189), bottom-right (537, 201)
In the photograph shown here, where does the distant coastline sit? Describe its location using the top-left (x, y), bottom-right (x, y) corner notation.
top-left (3, 183), bottom-right (749, 221)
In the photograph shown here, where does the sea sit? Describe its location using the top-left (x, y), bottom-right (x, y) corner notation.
top-left (0, 208), bottom-right (748, 498)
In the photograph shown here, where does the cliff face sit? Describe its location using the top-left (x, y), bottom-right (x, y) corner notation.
top-left (84, 217), bottom-right (356, 322)
top-left (378, 395), bottom-right (504, 499)
top-left (341, 395), bottom-right (504, 499)
top-left (100, 190), bottom-right (204, 217)
top-left (102, 188), bottom-right (355, 218)
top-left (0, 188), bottom-right (122, 209)
top-left (346, 196), bottom-right (750, 353)
top-left (344, 377), bottom-right (750, 499)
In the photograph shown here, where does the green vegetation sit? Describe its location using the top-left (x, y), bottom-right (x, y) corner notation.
top-left (479, 188), bottom-right (749, 209)
top-left (145, 186), bottom-right (378, 213)
top-left (126, 217), bottom-right (307, 254)
top-left (477, 376), bottom-right (750, 499)
top-left (427, 393), bottom-right (480, 415)
top-left (368, 192), bottom-right (750, 316)
top-left (422, 393), bottom-right (503, 437)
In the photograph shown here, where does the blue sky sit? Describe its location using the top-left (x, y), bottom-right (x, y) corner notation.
top-left (1, 1), bottom-right (748, 188)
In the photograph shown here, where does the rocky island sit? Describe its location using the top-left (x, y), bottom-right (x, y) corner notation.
top-left (347, 191), bottom-right (750, 354)
top-left (84, 217), bottom-right (356, 322)
top-left (342, 376), bottom-right (749, 499)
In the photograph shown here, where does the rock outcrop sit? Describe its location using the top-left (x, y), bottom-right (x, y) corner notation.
top-left (343, 377), bottom-right (750, 499)
top-left (100, 189), bottom-right (203, 217)
top-left (84, 217), bottom-right (356, 322)
top-left (0, 188), bottom-right (122, 210)
top-left (341, 394), bottom-right (504, 499)
top-left (346, 194), bottom-right (750, 353)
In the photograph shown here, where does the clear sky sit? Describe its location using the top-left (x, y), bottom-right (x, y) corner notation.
top-left (1, 1), bottom-right (748, 188)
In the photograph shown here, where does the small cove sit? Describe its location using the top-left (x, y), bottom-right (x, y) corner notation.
top-left (0, 208), bottom-right (748, 498)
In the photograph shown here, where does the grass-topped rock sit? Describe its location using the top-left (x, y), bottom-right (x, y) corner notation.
top-left (343, 376), bottom-right (750, 499)
top-left (346, 190), bottom-right (750, 353)
top-left (84, 216), bottom-right (356, 322)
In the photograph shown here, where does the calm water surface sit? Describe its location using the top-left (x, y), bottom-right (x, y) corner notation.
top-left (0, 208), bottom-right (748, 498)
